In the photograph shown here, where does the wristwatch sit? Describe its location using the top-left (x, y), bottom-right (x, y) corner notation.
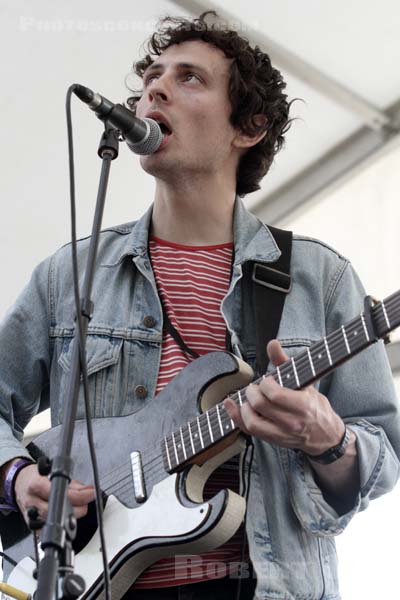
top-left (303, 426), bottom-right (351, 465)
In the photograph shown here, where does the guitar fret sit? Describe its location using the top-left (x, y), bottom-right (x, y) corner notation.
top-left (276, 365), bottom-right (283, 386)
top-left (294, 347), bottom-right (317, 383)
top-left (171, 432), bottom-right (179, 464)
top-left (381, 300), bottom-right (391, 329)
top-left (347, 319), bottom-right (369, 354)
top-left (196, 416), bottom-right (204, 449)
top-left (310, 344), bottom-right (331, 377)
top-left (224, 395), bottom-right (236, 430)
top-left (206, 411), bottom-right (214, 443)
top-left (342, 325), bottom-right (350, 354)
top-left (360, 314), bottom-right (370, 341)
top-left (291, 357), bottom-right (300, 387)
top-left (307, 348), bottom-right (316, 377)
top-left (164, 438), bottom-right (172, 471)
top-left (323, 337), bottom-right (333, 366)
top-left (238, 390), bottom-right (244, 406)
top-left (216, 404), bottom-right (224, 436)
top-left (188, 422), bottom-right (195, 455)
top-left (180, 427), bottom-right (187, 461)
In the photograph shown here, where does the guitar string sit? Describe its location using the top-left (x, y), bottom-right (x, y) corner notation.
top-left (117, 294), bottom-right (400, 493)
top-left (97, 298), bottom-right (400, 494)
top-left (42, 299), bottom-right (396, 502)
top-left (263, 296), bottom-right (400, 380)
top-left (373, 296), bottom-right (400, 327)
top-left (139, 310), bottom-right (389, 478)
top-left (373, 295), bottom-right (400, 314)
top-left (103, 313), bottom-right (376, 495)
top-left (100, 315), bottom-right (374, 492)
top-left (90, 471), bottom-right (203, 530)
top-left (376, 293), bottom-right (400, 308)
top-left (121, 317), bottom-right (371, 487)
top-left (101, 294), bottom-right (398, 491)
top-left (158, 318), bottom-right (367, 442)
top-left (101, 341), bottom-right (392, 499)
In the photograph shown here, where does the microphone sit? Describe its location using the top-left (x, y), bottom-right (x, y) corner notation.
top-left (73, 84), bottom-right (162, 155)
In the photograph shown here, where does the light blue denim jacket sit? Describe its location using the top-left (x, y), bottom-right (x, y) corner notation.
top-left (1, 199), bottom-right (399, 599)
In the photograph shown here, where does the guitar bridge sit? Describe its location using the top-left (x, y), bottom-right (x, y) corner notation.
top-left (130, 451), bottom-right (147, 502)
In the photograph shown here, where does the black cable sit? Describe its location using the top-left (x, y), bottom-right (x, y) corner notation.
top-left (235, 439), bottom-right (255, 600)
top-left (0, 550), bottom-right (17, 567)
top-left (66, 85), bottom-right (111, 600)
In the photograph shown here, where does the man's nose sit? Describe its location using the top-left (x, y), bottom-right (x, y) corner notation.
top-left (148, 76), bottom-right (170, 104)
top-left (149, 88), bottom-right (168, 103)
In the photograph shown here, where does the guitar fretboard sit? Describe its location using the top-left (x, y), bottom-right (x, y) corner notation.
top-left (162, 290), bottom-right (400, 472)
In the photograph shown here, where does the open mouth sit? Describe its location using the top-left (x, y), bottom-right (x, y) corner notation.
top-left (146, 113), bottom-right (173, 150)
top-left (157, 122), bottom-right (172, 137)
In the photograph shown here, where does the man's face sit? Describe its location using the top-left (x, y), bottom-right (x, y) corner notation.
top-left (135, 40), bottom-right (241, 181)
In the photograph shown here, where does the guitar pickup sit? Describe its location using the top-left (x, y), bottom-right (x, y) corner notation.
top-left (130, 451), bottom-right (147, 502)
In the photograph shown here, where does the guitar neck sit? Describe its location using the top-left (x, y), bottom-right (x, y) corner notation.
top-left (162, 290), bottom-right (400, 472)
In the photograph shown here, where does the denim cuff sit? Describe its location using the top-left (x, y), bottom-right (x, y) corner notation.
top-left (282, 419), bottom-right (399, 536)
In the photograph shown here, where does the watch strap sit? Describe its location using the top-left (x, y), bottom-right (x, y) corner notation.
top-left (304, 426), bottom-right (351, 465)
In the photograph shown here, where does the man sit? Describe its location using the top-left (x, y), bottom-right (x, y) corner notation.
top-left (1, 12), bottom-right (399, 600)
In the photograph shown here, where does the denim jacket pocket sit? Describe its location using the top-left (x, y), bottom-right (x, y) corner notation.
top-left (58, 334), bottom-right (123, 376)
top-left (57, 333), bottom-right (124, 419)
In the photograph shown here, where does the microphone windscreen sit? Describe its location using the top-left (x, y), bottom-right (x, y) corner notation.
top-left (127, 118), bottom-right (163, 155)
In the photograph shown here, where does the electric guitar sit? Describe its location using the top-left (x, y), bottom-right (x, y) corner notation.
top-left (1, 290), bottom-right (399, 599)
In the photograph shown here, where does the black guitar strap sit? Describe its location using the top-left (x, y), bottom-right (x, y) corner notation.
top-left (251, 226), bottom-right (293, 376)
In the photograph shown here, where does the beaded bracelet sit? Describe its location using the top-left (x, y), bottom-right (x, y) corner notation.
top-left (1, 458), bottom-right (34, 511)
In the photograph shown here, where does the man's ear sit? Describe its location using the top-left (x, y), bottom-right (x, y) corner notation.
top-left (232, 115), bottom-right (267, 150)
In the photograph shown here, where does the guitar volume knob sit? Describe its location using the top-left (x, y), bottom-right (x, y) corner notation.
top-left (62, 573), bottom-right (86, 599)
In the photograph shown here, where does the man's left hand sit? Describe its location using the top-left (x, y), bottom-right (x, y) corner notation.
top-left (224, 339), bottom-right (345, 455)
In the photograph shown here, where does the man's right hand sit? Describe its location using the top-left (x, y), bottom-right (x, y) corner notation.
top-left (13, 463), bottom-right (96, 526)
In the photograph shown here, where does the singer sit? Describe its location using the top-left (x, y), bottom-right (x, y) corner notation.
top-left (1, 11), bottom-right (399, 600)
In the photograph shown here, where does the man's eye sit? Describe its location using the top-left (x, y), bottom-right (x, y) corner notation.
top-left (184, 73), bottom-right (201, 83)
top-left (144, 74), bottom-right (159, 86)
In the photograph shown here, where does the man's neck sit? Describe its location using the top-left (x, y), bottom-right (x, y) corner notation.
top-left (151, 178), bottom-right (236, 246)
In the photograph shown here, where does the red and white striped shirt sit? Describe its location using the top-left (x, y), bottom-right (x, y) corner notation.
top-left (150, 236), bottom-right (234, 394)
top-left (132, 236), bottom-right (246, 589)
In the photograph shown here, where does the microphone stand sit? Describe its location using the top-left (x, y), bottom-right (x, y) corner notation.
top-left (35, 124), bottom-right (119, 600)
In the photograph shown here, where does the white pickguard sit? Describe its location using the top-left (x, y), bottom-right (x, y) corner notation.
top-left (7, 474), bottom-right (210, 599)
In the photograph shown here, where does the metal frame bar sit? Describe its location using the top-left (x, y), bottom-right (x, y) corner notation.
top-left (251, 99), bottom-right (400, 225)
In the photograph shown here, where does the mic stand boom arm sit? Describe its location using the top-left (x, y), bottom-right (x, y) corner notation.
top-left (35, 124), bottom-right (119, 600)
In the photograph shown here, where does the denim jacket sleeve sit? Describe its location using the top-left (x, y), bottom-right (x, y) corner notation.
top-left (284, 260), bottom-right (400, 535)
top-left (0, 257), bottom-right (52, 468)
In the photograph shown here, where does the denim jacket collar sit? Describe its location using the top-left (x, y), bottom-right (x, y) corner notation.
top-left (231, 197), bottom-right (280, 266)
top-left (101, 197), bottom-right (281, 267)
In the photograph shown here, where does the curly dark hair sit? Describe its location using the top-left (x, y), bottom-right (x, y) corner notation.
top-left (127, 12), bottom-right (292, 196)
